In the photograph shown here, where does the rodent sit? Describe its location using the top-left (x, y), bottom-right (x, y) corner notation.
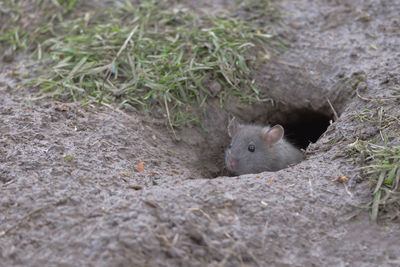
top-left (225, 117), bottom-right (303, 175)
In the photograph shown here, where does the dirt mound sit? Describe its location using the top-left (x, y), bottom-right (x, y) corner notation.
top-left (1, 0), bottom-right (400, 266)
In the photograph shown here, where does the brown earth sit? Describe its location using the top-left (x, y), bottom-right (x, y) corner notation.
top-left (1, 0), bottom-right (400, 266)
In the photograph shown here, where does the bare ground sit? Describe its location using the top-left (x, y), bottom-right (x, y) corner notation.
top-left (1, 0), bottom-right (400, 266)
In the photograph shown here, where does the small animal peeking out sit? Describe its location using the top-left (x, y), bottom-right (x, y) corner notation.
top-left (225, 117), bottom-right (303, 175)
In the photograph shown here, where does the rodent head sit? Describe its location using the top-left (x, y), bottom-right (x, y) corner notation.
top-left (225, 117), bottom-right (284, 175)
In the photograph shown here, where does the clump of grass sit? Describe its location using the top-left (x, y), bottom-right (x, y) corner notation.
top-left (0, 0), bottom-right (79, 52)
top-left (21, 0), bottom-right (274, 127)
top-left (234, 0), bottom-right (288, 50)
top-left (348, 139), bottom-right (400, 222)
top-left (349, 101), bottom-right (400, 222)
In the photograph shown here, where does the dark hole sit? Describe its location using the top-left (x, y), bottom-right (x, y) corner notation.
top-left (275, 109), bottom-right (332, 149)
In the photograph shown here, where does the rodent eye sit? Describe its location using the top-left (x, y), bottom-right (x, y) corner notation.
top-left (228, 143), bottom-right (232, 148)
top-left (248, 144), bottom-right (255, 152)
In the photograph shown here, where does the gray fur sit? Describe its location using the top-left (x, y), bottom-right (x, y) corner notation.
top-left (225, 118), bottom-right (303, 175)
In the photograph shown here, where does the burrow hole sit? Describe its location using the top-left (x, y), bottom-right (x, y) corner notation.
top-left (272, 108), bottom-right (333, 150)
top-left (208, 107), bottom-right (334, 178)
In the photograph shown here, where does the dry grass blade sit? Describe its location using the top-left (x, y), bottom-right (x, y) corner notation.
top-left (370, 189), bottom-right (381, 222)
top-left (103, 25), bottom-right (138, 81)
top-left (373, 170), bottom-right (386, 195)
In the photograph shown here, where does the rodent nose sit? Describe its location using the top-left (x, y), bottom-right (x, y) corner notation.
top-left (229, 160), bottom-right (237, 168)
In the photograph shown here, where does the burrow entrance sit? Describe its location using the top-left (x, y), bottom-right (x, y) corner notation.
top-left (190, 104), bottom-right (335, 178)
top-left (270, 108), bottom-right (333, 150)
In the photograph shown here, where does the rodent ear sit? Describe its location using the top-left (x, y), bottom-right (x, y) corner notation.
top-left (262, 125), bottom-right (284, 147)
top-left (227, 117), bottom-right (241, 137)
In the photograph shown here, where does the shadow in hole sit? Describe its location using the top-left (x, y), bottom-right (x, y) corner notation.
top-left (279, 110), bottom-right (332, 149)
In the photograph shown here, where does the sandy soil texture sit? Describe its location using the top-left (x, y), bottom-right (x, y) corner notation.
top-left (1, 0), bottom-right (400, 266)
